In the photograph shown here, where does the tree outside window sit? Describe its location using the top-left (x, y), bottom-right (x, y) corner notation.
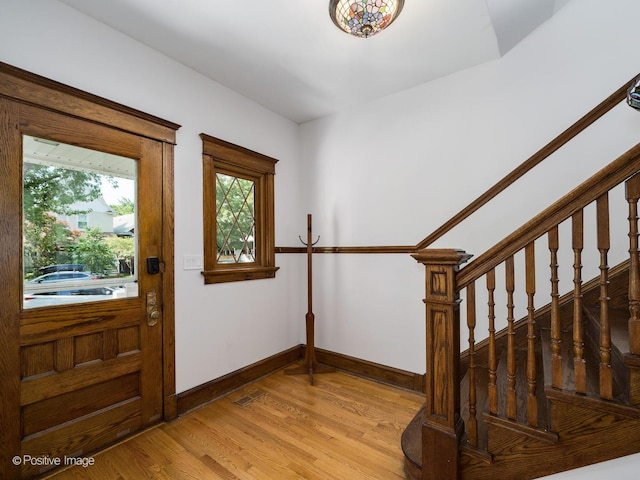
top-left (22, 148), bottom-right (135, 281)
top-left (23, 161), bottom-right (105, 278)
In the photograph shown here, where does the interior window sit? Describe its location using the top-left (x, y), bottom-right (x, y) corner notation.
top-left (201, 133), bottom-right (279, 284)
top-left (22, 135), bottom-right (138, 309)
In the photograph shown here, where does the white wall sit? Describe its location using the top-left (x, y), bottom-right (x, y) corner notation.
top-left (299, 0), bottom-right (640, 373)
top-left (2, 0), bottom-right (640, 477)
top-left (0, 0), bottom-right (305, 394)
top-left (2, 0), bottom-right (640, 395)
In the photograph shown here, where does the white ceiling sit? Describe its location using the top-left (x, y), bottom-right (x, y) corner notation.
top-left (59, 0), bottom-right (572, 124)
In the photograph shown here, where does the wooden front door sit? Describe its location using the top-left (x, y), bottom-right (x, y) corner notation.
top-left (0, 64), bottom-right (178, 479)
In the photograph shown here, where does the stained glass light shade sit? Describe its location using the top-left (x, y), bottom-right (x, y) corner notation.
top-left (329, 0), bottom-right (405, 38)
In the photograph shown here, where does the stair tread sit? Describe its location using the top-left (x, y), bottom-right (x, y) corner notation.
top-left (540, 327), bottom-right (579, 390)
top-left (494, 346), bottom-right (549, 427)
top-left (540, 325), bottom-right (628, 403)
top-left (461, 341), bottom-right (550, 450)
top-left (584, 306), bottom-right (630, 354)
top-left (460, 362), bottom-right (490, 450)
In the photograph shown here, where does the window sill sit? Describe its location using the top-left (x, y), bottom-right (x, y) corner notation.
top-left (201, 266), bottom-right (279, 284)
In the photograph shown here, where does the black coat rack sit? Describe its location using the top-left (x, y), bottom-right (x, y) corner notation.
top-left (285, 214), bottom-right (334, 385)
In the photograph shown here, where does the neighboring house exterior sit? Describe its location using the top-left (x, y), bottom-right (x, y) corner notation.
top-left (54, 196), bottom-right (115, 234)
top-left (113, 213), bottom-right (135, 237)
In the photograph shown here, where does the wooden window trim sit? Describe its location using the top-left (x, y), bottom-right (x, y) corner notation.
top-left (201, 133), bottom-right (279, 284)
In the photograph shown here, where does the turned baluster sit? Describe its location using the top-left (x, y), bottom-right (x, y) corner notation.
top-left (626, 173), bottom-right (640, 407)
top-left (466, 282), bottom-right (477, 447)
top-left (487, 268), bottom-right (498, 415)
top-left (525, 242), bottom-right (538, 426)
top-left (597, 194), bottom-right (613, 400)
top-left (572, 210), bottom-right (587, 394)
top-left (549, 226), bottom-right (563, 389)
top-left (506, 256), bottom-right (517, 420)
top-left (627, 173), bottom-right (640, 355)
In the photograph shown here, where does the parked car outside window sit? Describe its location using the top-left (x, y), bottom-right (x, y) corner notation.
top-left (28, 271), bottom-right (97, 283)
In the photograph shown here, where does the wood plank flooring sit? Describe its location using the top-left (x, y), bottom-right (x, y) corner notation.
top-left (42, 364), bottom-right (424, 479)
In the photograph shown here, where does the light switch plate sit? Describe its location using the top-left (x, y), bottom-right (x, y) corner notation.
top-left (183, 255), bottom-right (203, 270)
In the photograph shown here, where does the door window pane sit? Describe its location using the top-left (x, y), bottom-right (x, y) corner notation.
top-left (22, 135), bottom-right (138, 309)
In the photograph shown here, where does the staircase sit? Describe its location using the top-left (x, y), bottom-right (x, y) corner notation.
top-left (401, 143), bottom-right (640, 479)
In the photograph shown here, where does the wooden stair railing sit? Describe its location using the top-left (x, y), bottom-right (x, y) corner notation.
top-left (409, 142), bottom-right (640, 480)
top-left (275, 77), bottom-right (639, 257)
top-left (417, 75), bottom-right (638, 251)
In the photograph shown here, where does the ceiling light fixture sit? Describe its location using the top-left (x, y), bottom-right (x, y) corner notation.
top-left (329, 0), bottom-right (405, 38)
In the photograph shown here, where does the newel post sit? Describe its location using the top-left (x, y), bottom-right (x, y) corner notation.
top-left (412, 248), bottom-right (472, 480)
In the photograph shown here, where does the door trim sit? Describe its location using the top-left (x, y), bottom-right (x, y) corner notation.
top-left (0, 62), bottom-right (179, 143)
top-left (0, 62), bottom-right (180, 478)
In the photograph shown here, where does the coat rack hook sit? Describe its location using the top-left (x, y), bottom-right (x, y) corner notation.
top-left (299, 235), bottom-right (320, 247)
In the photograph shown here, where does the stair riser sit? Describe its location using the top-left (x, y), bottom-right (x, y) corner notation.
top-left (460, 397), bottom-right (640, 479)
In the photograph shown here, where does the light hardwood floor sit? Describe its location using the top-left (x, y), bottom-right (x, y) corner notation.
top-left (43, 364), bottom-right (424, 479)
